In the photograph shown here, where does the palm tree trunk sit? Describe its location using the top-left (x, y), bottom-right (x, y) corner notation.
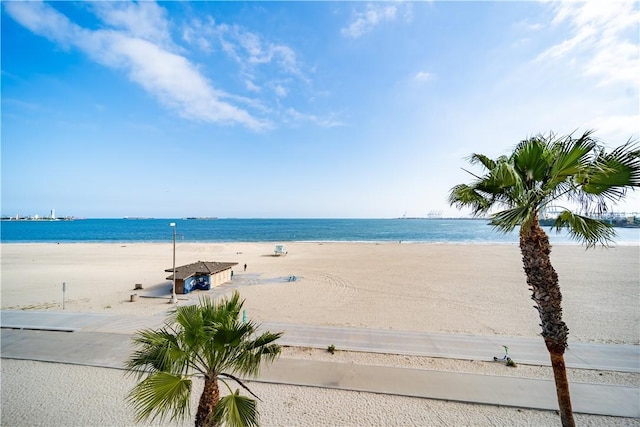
top-left (195, 374), bottom-right (220, 427)
top-left (549, 350), bottom-right (574, 427)
top-left (520, 219), bottom-right (575, 427)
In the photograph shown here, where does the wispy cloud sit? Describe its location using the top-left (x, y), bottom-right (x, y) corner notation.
top-left (4, 1), bottom-right (269, 130)
top-left (273, 84), bottom-right (288, 98)
top-left (182, 16), bottom-right (217, 53)
top-left (414, 71), bottom-right (434, 82)
top-left (285, 108), bottom-right (345, 128)
top-left (90, 1), bottom-right (174, 48)
top-left (181, 15), bottom-right (314, 119)
top-left (245, 79), bottom-right (261, 93)
top-left (341, 2), bottom-right (410, 39)
top-left (536, 1), bottom-right (639, 88)
top-left (214, 23), bottom-right (304, 78)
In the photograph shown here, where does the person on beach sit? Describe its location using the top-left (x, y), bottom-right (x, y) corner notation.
top-left (244, 263), bottom-right (247, 271)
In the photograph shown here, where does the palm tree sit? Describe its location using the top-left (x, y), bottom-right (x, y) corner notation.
top-left (125, 291), bottom-right (283, 427)
top-left (448, 130), bottom-right (639, 427)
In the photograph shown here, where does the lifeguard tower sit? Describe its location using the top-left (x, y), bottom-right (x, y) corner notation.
top-left (274, 244), bottom-right (287, 256)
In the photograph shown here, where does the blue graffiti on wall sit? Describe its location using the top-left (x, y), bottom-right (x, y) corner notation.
top-left (184, 275), bottom-right (211, 293)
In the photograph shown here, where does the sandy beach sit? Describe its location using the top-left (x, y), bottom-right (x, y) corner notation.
top-left (1, 242), bottom-right (639, 425)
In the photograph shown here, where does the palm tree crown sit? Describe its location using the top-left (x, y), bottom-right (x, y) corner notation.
top-left (125, 291), bottom-right (282, 427)
top-left (449, 130), bottom-right (639, 246)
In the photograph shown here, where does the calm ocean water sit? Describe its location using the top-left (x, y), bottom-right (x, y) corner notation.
top-left (1, 218), bottom-right (639, 245)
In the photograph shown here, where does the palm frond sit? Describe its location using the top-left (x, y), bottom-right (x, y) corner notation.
top-left (552, 210), bottom-right (616, 248)
top-left (547, 131), bottom-right (596, 184)
top-left (215, 323), bottom-right (283, 377)
top-left (174, 304), bottom-right (208, 352)
top-left (582, 139), bottom-right (640, 200)
top-left (245, 331), bottom-right (284, 351)
top-left (126, 372), bottom-right (192, 424)
top-left (218, 292), bottom-right (244, 322)
top-left (486, 159), bottom-right (521, 190)
top-left (212, 321), bottom-right (254, 351)
top-left (489, 206), bottom-right (535, 232)
top-left (448, 183), bottom-right (493, 215)
top-left (468, 153), bottom-right (496, 171)
top-left (218, 373), bottom-right (262, 401)
top-left (229, 344), bottom-right (282, 378)
top-left (513, 136), bottom-right (550, 184)
top-left (210, 390), bottom-right (259, 427)
top-left (125, 328), bottom-right (184, 379)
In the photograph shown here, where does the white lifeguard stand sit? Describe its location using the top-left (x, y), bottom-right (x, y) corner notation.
top-left (274, 244), bottom-right (287, 256)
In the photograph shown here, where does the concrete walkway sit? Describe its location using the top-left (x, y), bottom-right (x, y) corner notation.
top-left (2, 310), bottom-right (638, 372)
top-left (1, 310), bottom-right (639, 418)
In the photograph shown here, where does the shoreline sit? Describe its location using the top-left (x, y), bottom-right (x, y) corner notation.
top-left (2, 239), bottom-right (639, 245)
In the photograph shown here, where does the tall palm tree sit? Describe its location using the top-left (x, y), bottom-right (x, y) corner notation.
top-left (448, 130), bottom-right (639, 427)
top-left (125, 291), bottom-right (283, 427)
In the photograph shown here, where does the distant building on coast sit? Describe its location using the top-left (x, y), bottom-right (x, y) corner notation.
top-left (0, 208), bottom-right (76, 221)
top-left (539, 211), bottom-right (640, 228)
top-left (397, 210), bottom-right (444, 220)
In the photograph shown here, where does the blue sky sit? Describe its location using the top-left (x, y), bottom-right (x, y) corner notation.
top-left (2, 1), bottom-right (639, 219)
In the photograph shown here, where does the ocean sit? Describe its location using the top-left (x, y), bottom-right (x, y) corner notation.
top-left (1, 218), bottom-right (639, 245)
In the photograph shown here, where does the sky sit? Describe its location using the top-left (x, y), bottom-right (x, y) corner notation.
top-left (2, 1), bottom-right (639, 219)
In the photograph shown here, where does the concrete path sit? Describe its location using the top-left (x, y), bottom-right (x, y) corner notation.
top-left (1, 310), bottom-right (639, 418)
top-left (2, 310), bottom-right (638, 372)
top-left (265, 322), bottom-right (640, 373)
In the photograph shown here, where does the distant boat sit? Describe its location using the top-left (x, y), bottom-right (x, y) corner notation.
top-left (184, 217), bottom-right (218, 220)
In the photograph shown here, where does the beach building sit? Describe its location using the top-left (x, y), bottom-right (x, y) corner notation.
top-left (165, 261), bottom-right (238, 294)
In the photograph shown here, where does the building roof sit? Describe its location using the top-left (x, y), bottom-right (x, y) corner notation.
top-left (165, 261), bottom-right (238, 281)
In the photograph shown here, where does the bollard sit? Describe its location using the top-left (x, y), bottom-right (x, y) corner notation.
top-left (62, 282), bottom-right (66, 310)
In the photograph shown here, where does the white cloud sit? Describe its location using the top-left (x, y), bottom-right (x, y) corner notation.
top-left (274, 85), bottom-right (288, 98)
top-left (4, 1), bottom-right (269, 130)
top-left (90, 1), bottom-right (173, 48)
top-left (285, 108), bottom-right (345, 128)
top-left (536, 1), bottom-right (639, 89)
top-left (513, 19), bottom-right (543, 32)
top-left (341, 3), bottom-right (401, 39)
top-left (3, 0), bottom-right (76, 48)
top-left (245, 79), bottom-right (261, 92)
top-left (98, 34), bottom-right (267, 128)
top-left (182, 17), bottom-right (217, 53)
top-left (414, 71), bottom-right (433, 82)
